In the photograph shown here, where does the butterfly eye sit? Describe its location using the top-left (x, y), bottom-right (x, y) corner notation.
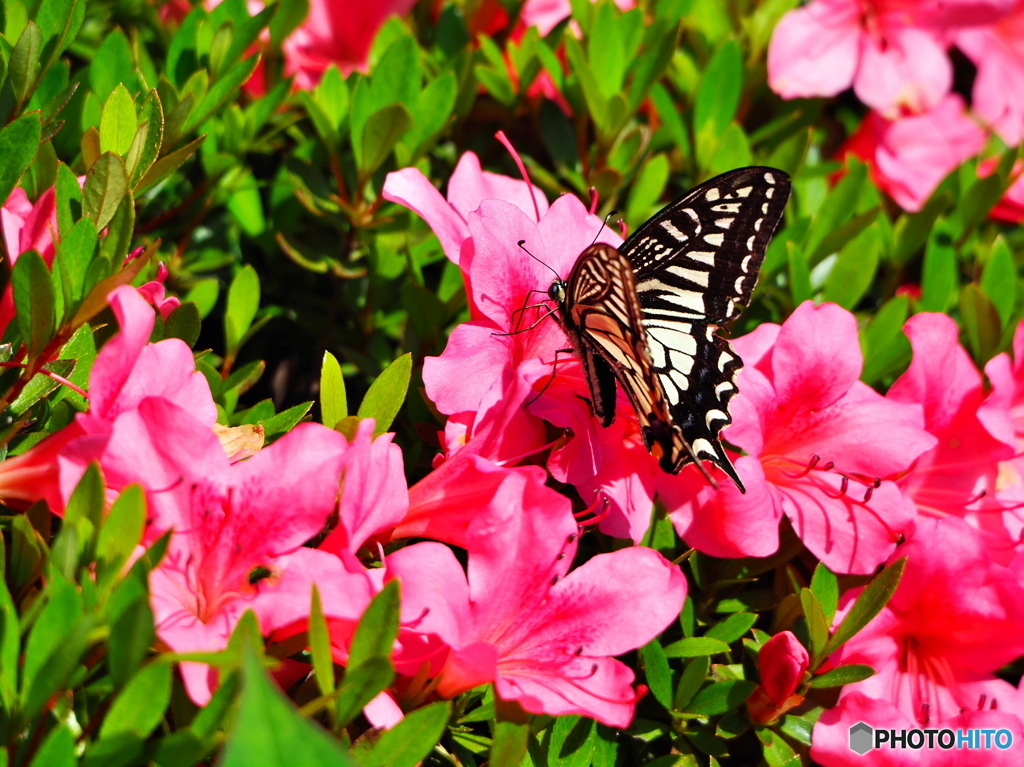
top-left (548, 281), bottom-right (566, 303)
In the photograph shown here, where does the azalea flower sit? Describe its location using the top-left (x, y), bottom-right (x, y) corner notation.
top-left (383, 150), bottom-right (548, 265)
top-left (768, 0), bottom-right (1010, 116)
top-left (746, 631), bottom-right (810, 725)
top-left (825, 517), bottom-right (1024, 729)
top-left (667, 301), bottom-right (936, 573)
top-left (0, 286), bottom-right (216, 513)
top-left (88, 396), bottom-right (374, 704)
top-left (386, 146), bottom-right (666, 539)
top-left (956, 0), bottom-right (1024, 146)
top-left (886, 313), bottom-right (1018, 556)
top-left (385, 479), bottom-right (686, 727)
top-left (844, 95), bottom-right (988, 212)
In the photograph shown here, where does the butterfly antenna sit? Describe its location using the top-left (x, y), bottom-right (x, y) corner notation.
top-left (589, 210), bottom-right (619, 247)
top-left (518, 240), bottom-right (562, 282)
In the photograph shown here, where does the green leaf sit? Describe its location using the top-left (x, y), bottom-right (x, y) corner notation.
top-left (29, 725), bottom-right (76, 767)
top-left (825, 557), bottom-right (906, 656)
top-left (97, 192), bottom-right (134, 267)
top-left (225, 265), bottom-right (260, 355)
top-left (348, 580), bottom-right (400, 669)
top-left (358, 103), bottom-right (413, 177)
top-left (221, 650), bottom-right (356, 767)
top-left (808, 664), bottom-right (876, 688)
top-left (760, 728), bottom-right (801, 767)
top-left (810, 206), bottom-right (880, 265)
top-left (82, 152), bottom-right (129, 230)
top-left (787, 242), bottom-right (811, 305)
top-left (127, 91), bottom-right (164, 187)
top-left (564, 36), bottom-right (607, 136)
top-left (136, 134), bottom-right (205, 193)
top-left (107, 596), bottom-right (155, 689)
top-left (356, 353), bottom-right (412, 436)
top-left (334, 658), bottom-right (394, 728)
top-left (694, 40), bottom-right (741, 162)
top-left (804, 159), bottom-right (867, 259)
top-left (54, 217), bottom-right (98, 316)
top-left (919, 222), bottom-right (957, 314)
top-left (64, 462), bottom-right (104, 533)
top-left (96, 485), bottom-right (147, 583)
top-left (589, 2), bottom-right (629, 99)
top-left (9, 21), bottom-right (42, 106)
top-left (320, 351), bottom-right (347, 428)
top-left (663, 636), bottom-right (731, 658)
top-left (685, 680), bottom-right (757, 716)
top-left (892, 192), bottom-right (951, 264)
top-left (860, 295), bottom-right (911, 386)
top-left (489, 718), bottom-right (531, 767)
top-left (799, 589), bottom-right (829, 667)
top-left (12, 249), bottom-right (56, 361)
top-left (36, 0), bottom-right (86, 72)
top-left (810, 564), bottom-right (839, 625)
top-left (626, 153), bottom-right (670, 226)
top-left (359, 701), bottom-right (451, 767)
top-left (0, 113), bottom-right (42, 205)
top-left (99, 84), bottom-right (137, 156)
top-left (960, 284), bottom-right (1002, 364)
top-left (704, 612), bottom-right (757, 644)
top-left (674, 656), bottom-right (710, 711)
top-left (165, 302), bottom-right (202, 347)
top-left (642, 639), bottom-right (673, 710)
top-left (981, 237), bottom-right (1017, 327)
top-left (308, 586), bottom-right (334, 698)
top-left (99, 661), bottom-right (172, 740)
top-left (55, 161), bottom-right (82, 238)
top-left (185, 54), bottom-right (262, 133)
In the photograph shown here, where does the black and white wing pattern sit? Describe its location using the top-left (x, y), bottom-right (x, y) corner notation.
top-left (621, 167), bottom-right (791, 489)
top-left (549, 244), bottom-right (695, 475)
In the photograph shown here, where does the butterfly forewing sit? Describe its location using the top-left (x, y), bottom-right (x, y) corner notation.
top-left (559, 243), bottom-right (690, 473)
top-left (621, 167), bottom-right (791, 487)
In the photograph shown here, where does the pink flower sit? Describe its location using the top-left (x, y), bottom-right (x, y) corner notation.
top-left (90, 395), bottom-right (373, 704)
top-left (281, 0), bottom-right (418, 89)
top-left (845, 95), bottom-right (988, 212)
top-left (317, 418), bottom-right (409, 556)
top-left (768, 0), bottom-right (1010, 116)
top-left (383, 151), bottom-right (548, 265)
top-left (887, 313), bottom-right (1018, 556)
top-left (746, 631), bottom-right (810, 724)
top-left (956, 1), bottom-right (1024, 146)
top-left (388, 144), bottom-right (667, 539)
top-left (0, 286), bottom-right (216, 513)
top-left (668, 302), bottom-right (936, 574)
top-left (385, 477), bottom-right (686, 727)
top-left (827, 517), bottom-right (1024, 728)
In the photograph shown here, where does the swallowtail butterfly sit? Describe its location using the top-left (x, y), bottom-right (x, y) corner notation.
top-left (549, 167), bottom-right (791, 492)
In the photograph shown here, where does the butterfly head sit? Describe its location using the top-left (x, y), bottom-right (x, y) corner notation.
top-left (548, 279), bottom-right (567, 306)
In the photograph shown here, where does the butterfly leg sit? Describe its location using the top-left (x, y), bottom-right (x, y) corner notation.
top-left (492, 308), bottom-right (558, 337)
top-left (505, 289), bottom-right (554, 332)
top-left (526, 347), bottom-right (574, 405)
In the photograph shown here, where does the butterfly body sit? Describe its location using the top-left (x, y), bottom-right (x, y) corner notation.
top-left (551, 167), bottom-right (791, 491)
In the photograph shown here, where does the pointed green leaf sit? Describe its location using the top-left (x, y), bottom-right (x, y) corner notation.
top-left (82, 152), bottom-right (129, 230)
top-left (0, 113), bottom-right (42, 206)
top-left (356, 353), bottom-right (412, 437)
top-left (99, 84), bottom-right (137, 156)
top-left (359, 701), bottom-right (452, 767)
top-left (221, 650), bottom-right (356, 767)
top-left (808, 664), bottom-right (875, 688)
top-left (320, 351), bottom-right (347, 428)
top-left (12, 249), bottom-right (56, 361)
top-left (824, 558), bottom-right (906, 656)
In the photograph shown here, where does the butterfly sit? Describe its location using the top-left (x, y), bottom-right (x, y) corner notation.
top-left (548, 167), bottom-right (791, 492)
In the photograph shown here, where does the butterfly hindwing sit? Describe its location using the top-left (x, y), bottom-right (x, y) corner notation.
top-left (557, 243), bottom-right (690, 473)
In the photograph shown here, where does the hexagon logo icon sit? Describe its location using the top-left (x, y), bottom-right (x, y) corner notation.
top-left (849, 722), bottom-right (874, 755)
